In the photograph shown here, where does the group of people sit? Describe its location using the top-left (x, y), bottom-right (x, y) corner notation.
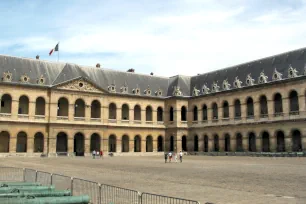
top-left (92, 150), bottom-right (103, 159)
top-left (164, 151), bottom-right (183, 163)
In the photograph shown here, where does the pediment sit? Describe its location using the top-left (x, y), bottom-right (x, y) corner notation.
top-left (55, 78), bottom-right (103, 93)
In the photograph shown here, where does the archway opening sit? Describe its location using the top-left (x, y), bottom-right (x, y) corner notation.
top-left (134, 105), bottom-right (141, 121)
top-left (214, 135), bottom-right (219, 151)
top-left (248, 132), bottom-right (256, 152)
top-left (276, 131), bottom-right (285, 152)
top-left (35, 97), bottom-right (45, 116)
top-left (56, 132), bottom-right (68, 153)
top-left (157, 136), bottom-right (164, 152)
top-left (122, 135), bottom-right (129, 152)
top-left (0, 94), bottom-right (12, 114)
top-left (260, 95), bottom-right (268, 117)
top-left (91, 100), bottom-right (101, 119)
top-left (204, 135), bottom-right (208, 152)
top-left (122, 104), bottom-right (129, 120)
top-left (212, 103), bottom-right (218, 120)
top-left (109, 135), bottom-right (116, 152)
top-left (246, 97), bottom-right (254, 118)
top-left (224, 134), bottom-right (230, 152)
top-left (75, 99), bottom-right (85, 117)
top-left (234, 99), bottom-right (241, 119)
top-left (169, 107), bottom-right (174, 121)
top-left (0, 131), bottom-right (9, 152)
top-left (57, 98), bottom-right (69, 116)
top-left (170, 136), bottom-right (174, 151)
top-left (194, 135), bottom-right (198, 152)
top-left (146, 106), bottom-right (153, 121)
top-left (289, 90), bottom-right (299, 114)
top-left (134, 135), bottom-right (141, 152)
top-left (274, 93), bottom-right (283, 115)
top-left (202, 105), bottom-right (208, 121)
top-left (16, 132), bottom-right (27, 152)
top-left (18, 96), bottom-right (29, 114)
top-left (262, 131), bottom-right (270, 152)
top-left (157, 107), bottom-right (163, 121)
top-left (193, 106), bottom-right (198, 121)
top-left (34, 132), bottom-right (44, 152)
top-left (292, 130), bottom-right (302, 152)
top-left (236, 133), bottom-right (243, 152)
top-left (181, 106), bottom-right (187, 121)
top-left (109, 103), bottom-right (117, 119)
top-left (146, 136), bottom-right (153, 152)
top-left (223, 101), bottom-right (229, 118)
top-left (90, 133), bottom-right (101, 152)
top-left (74, 133), bottom-right (84, 156)
top-left (182, 136), bottom-right (187, 151)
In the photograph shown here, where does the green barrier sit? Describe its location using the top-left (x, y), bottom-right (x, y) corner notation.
top-left (0, 190), bottom-right (71, 198)
top-left (0, 186), bottom-right (55, 194)
top-left (0, 182), bottom-right (41, 187)
top-left (0, 195), bottom-right (90, 204)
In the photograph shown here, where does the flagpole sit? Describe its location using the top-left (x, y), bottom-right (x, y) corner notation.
top-left (57, 42), bottom-right (60, 62)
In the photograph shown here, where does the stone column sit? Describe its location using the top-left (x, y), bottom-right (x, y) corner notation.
top-left (218, 106), bottom-right (223, 120)
top-left (270, 136), bottom-right (276, 152)
top-left (141, 109), bottom-right (146, 124)
top-left (207, 108), bottom-right (212, 124)
top-left (68, 104), bottom-right (74, 121)
top-left (229, 102), bottom-right (234, 120)
top-left (129, 108), bottom-right (134, 123)
top-left (256, 137), bottom-right (261, 152)
top-left (85, 138), bottom-right (90, 155)
top-left (302, 136), bottom-right (306, 151)
top-left (117, 107), bottom-right (121, 124)
top-left (267, 99), bottom-right (274, 119)
top-left (187, 136), bottom-right (193, 151)
top-left (153, 138), bottom-right (157, 152)
top-left (242, 135), bottom-right (248, 151)
top-left (230, 138), bottom-right (236, 152)
top-left (68, 138), bottom-right (74, 154)
top-left (219, 138), bottom-right (224, 152)
top-left (198, 108), bottom-right (203, 122)
top-left (285, 136), bottom-right (292, 152)
top-left (29, 101), bottom-right (36, 120)
top-left (298, 94), bottom-right (305, 116)
top-left (27, 136), bottom-right (34, 153)
top-left (282, 98), bottom-right (289, 117)
top-left (141, 139), bottom-right (146, 153)
top-left (85, 104), bottom-right (91, 122)
top-left (208, 137), bottom-right (213, 152)
top-left (152, 109), bottom-right (157, 124)
top-left (254, 101), bottom-right (260, 120)
top-left (129, 138), bottom-right (134, 152)
top-left (48, 137), bottom-right (56, 153)
top-left (198, 136), bottom-right (204, 152)
top-left (11, 99), bottom-right (19, 119)
top-left (9, 137), bottom-right (17, 153)
top-left (103, 138), bottom-right (108, 152)
top-left (241, 103), bottom-right (247, 122)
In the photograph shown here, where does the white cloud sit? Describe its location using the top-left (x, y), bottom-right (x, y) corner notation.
top-left (5, 0), bottom-right (306, 77)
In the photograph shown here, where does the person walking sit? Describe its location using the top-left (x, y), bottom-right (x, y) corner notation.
top-left (92, 150), bottom-right (96, 159)
top-left (100, 150), bottom-right (103, 159)
top-left (179, 150), bottom-right (183, 163)
top-left (168, 152), bottom-right (172, 163)
top-left (96, 150), bottom-right (100, 158)
top-left (164, 152), bottom-right (168, 163)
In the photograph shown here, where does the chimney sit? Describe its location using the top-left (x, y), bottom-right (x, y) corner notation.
top-left (127, 68), bottom-right (135, 73)
top-left (36, 55), bottom-right (40, 60)
top-left (150, 72), bottom-right (154, 75)
top-left (96, 63), bottom-right (101, 68)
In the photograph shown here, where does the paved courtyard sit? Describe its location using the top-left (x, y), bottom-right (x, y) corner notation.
top-left (0, 155), bottom-right (305, 204)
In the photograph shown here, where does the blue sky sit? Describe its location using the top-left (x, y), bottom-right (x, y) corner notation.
top-left (1, 0), bottom-right (306, 76)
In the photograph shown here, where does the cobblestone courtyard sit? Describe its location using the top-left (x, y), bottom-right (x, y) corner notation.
top-left (0, 156), bottom-right (305, 204)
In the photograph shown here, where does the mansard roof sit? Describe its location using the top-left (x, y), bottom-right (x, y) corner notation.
top-left (0, 46), bottom-right (306, 98)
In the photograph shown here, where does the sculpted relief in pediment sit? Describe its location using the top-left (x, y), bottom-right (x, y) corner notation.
top-left (57, 79), bottom-right (102, 93)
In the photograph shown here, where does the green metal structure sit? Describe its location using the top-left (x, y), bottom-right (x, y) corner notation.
top-left (0, 182), bottom-right (90, 204)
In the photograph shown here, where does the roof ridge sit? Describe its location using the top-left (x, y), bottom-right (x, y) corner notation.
top-left (193, 46), bottom-right (306, 77)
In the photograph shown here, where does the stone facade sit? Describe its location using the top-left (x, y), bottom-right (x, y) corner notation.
top-left (0, 51), bottom-right (306, 156)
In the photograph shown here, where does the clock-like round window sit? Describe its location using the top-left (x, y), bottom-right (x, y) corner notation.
top-left (79, 82), bottom-right (84, 88)
top-left (24, 77), bottom-right (28, 82)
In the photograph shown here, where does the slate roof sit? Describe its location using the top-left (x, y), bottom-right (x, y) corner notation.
top-left (0, 46), bottom-right (306, 98)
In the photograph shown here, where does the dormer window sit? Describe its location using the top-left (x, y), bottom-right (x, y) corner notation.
top-left (222, 79), bottom-right (231, 90)
top-left (211, 82), bottom-right (220, 93)
top-left (245, 74), bottom-right (255, 86)
top-left (192, 87), bottom-right (200, 96)
top-left (133, 88), bottom-right (140, 95)
top-left (233, 77), bottom-right (242, 88)
top-left (20, 74), bottom-right (30, 83)
top-left (202, 85), bottom-right (210, 94)
top-left (258, 71), bottom-right (268, 84)
top-left (288, 65), bottom-right (298, 78)
top-left (37, 75), bottom-right (46, 85)
top-left (2, 71), bottom-right (12, 82)
top-left (144, 87), bottom-right (152, 96)
top-left (172, 86), bottom-right (182, 96)
top-left (155, 89), bottom-right (163, 96)
top-left (120, 86), bottom-right (128, 93)
top-left (272, 68), bottom-right (282, 81)
top-left (108, 84), bottom-right (116, 93)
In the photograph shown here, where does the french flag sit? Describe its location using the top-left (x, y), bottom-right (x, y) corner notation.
top-left (49, 43), bottom-right (59, 56)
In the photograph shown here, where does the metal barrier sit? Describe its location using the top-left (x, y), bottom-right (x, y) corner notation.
top-left (36, 170), bottom-right (52, 186)
top-left (0, 166), bottom-right (23, 181)
top-left (24, 168), bottom-right (37, 182)
top-left (141, 192), bottom-right (200, 204)
top-left (100, 184), bottom-right (139, 204)
top-left (0, 167), bottom-right (200, 204)
top-left (51, 173), bottom-right (72, 191)
top-left (72, 178), bottom-right (100, 204)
